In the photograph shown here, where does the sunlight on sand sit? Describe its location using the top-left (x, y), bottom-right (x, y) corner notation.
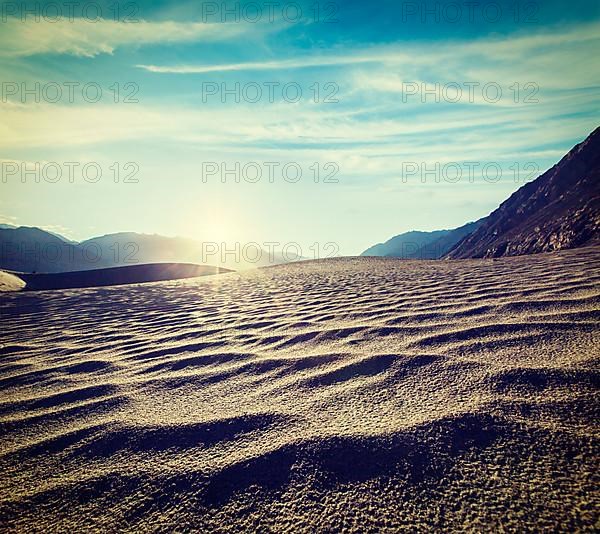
top-left (1, 247), bottom-right (599, 530)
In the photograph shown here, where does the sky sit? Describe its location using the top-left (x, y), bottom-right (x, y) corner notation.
top-left (1, 0), bottom-right (599, 255)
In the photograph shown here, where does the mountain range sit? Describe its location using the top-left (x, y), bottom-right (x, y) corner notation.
top-left (0, 228), bottom-right (301, 273)
top-left (3, 128), bottom-right (599, 273)
top-left (361, 220), bottom-right (484, 259)
top-left (363, 127), bottom-right (600, 259)
top-left (446, 127), bottom-right (600, 258)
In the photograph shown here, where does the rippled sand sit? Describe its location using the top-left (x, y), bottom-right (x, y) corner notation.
top-left (1, 247), bottom-right (599, 531)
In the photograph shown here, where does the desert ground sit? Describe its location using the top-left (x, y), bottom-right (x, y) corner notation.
top-left (1, 247), bottom-right (599, 532)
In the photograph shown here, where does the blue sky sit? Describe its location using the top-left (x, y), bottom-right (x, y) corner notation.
top-left (1, 0), bottom-right (599, 254)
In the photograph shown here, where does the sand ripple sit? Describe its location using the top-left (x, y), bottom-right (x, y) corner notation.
top-left (1, 247), bottom-right (599, 531)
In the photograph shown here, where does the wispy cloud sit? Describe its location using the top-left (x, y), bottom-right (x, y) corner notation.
top-left (0, 18), bottom-right (252, 57)
top-left (137, 20), bottom-right (600, 76)
top-left (137, 55), bottom-right (388, 73)
top-left (1, 98), bottom-right (594, 163)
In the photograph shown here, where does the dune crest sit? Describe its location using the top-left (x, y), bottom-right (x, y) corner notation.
top-left (8, 263), bottom-right (232, 291)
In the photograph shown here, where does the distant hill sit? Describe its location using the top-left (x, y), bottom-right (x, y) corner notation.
top-left (446, 127), bottom-right (600, 258)
top-left (0, 227), bottom-right (302, 273)
top-left (81, 233), bottom-right (301, 270)
top-left (0, 226), bottom-right (107, 273)
top-left (420, 220), bottom-right (484, 259)
top-left (79, 232), bottom-right (208, 268)
top-left (362, 230), bottom-right (450, 258)
top-left (361, 219), bottom-right (484, 259)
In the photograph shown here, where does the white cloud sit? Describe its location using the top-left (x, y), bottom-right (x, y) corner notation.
top-left (1, 20), bottom-right (597, 189)
top-left (0, 18), bottom-right (251, 57)
top-left (137, 20), bottom-right (600, 79)
top-left (138, 55), bottom-right (387, 73)
top-left (0, 97), bottom-right (594, 165)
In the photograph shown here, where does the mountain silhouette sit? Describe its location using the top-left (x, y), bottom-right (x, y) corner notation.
top-left (0, 228), bottom-right (302, 273)
top-left (361, 220), bottom-right (484, 259)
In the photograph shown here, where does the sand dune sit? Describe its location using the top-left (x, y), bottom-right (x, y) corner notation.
top-left (0, 247), bottom-right (599, 531)
top-left (6, 263), bottom-right (232, 291)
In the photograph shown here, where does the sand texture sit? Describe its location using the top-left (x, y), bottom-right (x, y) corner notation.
top-left (0, 272), bottom-right (25, 292)
top-left (1, 247), bottom-right (599, 532)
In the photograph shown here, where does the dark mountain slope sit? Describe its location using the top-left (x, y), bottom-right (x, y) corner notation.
top-left (446, 127), bottom-right (600, 258)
